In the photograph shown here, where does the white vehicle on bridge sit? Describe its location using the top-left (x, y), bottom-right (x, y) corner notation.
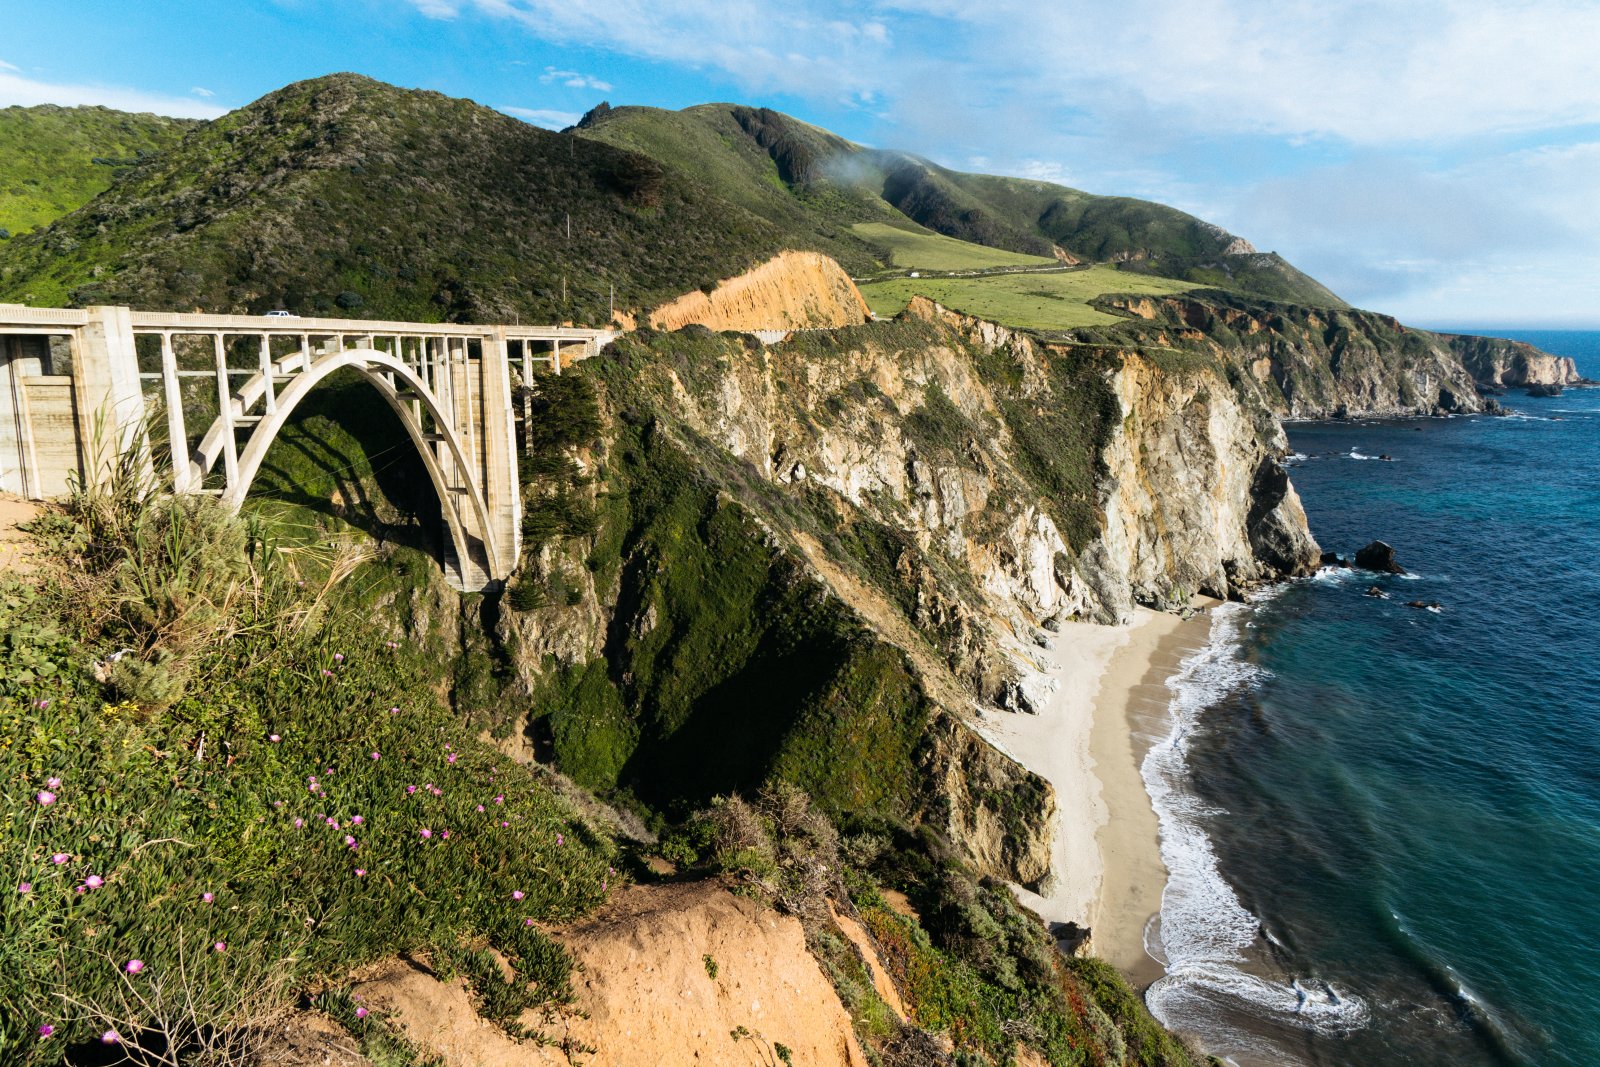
top-left (264, 309), bottom-right (298, 318)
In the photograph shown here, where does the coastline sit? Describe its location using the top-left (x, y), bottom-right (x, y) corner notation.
top-left (971, 605), bottom-right (1218, 988)
top-left (1091, 606), bottom-right (1217, 986)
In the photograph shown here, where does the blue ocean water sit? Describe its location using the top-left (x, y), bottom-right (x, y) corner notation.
top-left (1144, 331), bottom-right (1600, 1066)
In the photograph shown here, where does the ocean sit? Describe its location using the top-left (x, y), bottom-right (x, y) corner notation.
top-left (1143, 330), bottom-right (1600, 1066)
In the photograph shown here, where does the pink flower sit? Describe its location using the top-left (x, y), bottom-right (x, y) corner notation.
top-left (326, 818), bottom-right (339, 828)
top-left (440, 829), bottom-right (450, 840)
top-left (390, 706), bottom-right (400, 714)
top-left (101, 1030), bottom-right (120, 1044)
top-left (352, 815), bottom-right (363, 825)
top-left (446, 753), bottom-right (457, 764)
top-left (202, 892), bottom-right (214, 903)
top-left (269, 734), bottom-right (281, 742)
top-left (50, 853), bottom-right (68, 865)
top-left (512, 890), bottom-right (525, 900)
top-left (494, 795), bottom-right (504, 805)
top-left (556, 833), bottom-right (564, 846)
top-left (476, 805), bottom-right (485, 813)
top-left (320, 669), bottom-right (333, 677)
top-left (36, 791), bottom-right (55, 806)
top-left (355, 868), bottom-right (366, 877)
top-left (500, 821), bottom-right (509, 828)
top-left (83, 875), bottom-right (103, 890)
top-left (46, 777), bottom-right (61, 789)
top-left (406, 785), bottom-right (417, 795)
top-left (124, 959), bottom-right (144, 975)
top-left (18, 883), bottom-right (31, 894)
top-left (294, 818), bottom-right (304, 829)
top-left (37, 1024), bottom-right (53, 1038)
top-left (345, 836), bottom-right (356, 847)
top-left (213, 942), bottom-right (225, 953)
top-left (419, 828), bottom-right (432, 840)
top-left (355, 1007), bottom-right (368, 1019)
top-left (524, 918), bottom-right (535, 926)
top-left (333, 653), bottom-right (344, 662)
top-left (371, 751), bottom-right (381, 761)
top-left (274, 800), bottom-right (284, 808)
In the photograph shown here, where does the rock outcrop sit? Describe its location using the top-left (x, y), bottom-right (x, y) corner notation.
top-left (1096, 290), bottom-right (1578, 418)
top-left (648, 250), bottom-right (871, 332)
top-left (1444, 332), bottom-right (1580, 389)
top-left (1355, 540), bottom-right (1407, 574)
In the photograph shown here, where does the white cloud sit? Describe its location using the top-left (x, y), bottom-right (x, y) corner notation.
top-left (190, 86), bottom-right (215, 98)
top-left (499, 104), bottom-right (582, 128)
top-left (407, 0), bottom-right (1600, 320)
top-left (0, 70), bottom-right (225, 117)
top-left (540, 66), bottom-right (612, 92)
top-left (0, 59), bottom-right (19, 73)
top-left (403, 0), bottom-right (1600, 146)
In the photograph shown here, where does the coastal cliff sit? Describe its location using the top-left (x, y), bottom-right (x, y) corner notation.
top-left (1097, 290), bottom-right (1580, 416)
top-left (481, 285), bottom-right (1319, 891)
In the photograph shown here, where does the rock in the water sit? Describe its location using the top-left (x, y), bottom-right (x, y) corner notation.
top-left (1405, 600), bottom-right (1443, 611)
top-left (1525, 382), bottom-right (1563, 397)
top-left (1365, 586), bottom-right (1389, 599)
top-left (1355, 540), bottom-right (1407, 574)
top-left (1320, 551), bottom-right (1351, 569)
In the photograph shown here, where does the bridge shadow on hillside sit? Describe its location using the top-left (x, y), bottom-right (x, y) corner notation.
top-left (247, 372), bottom-right (442, 556)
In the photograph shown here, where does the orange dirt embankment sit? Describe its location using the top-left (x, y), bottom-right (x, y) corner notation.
top-left (648, 251), bottom-right (870, 333)
top-left (354, 881), bottom-right (870, 1067)
top-left (0, 493), bottom-right (41, 574)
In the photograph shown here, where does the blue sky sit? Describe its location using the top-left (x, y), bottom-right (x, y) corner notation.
top-left (6, 0), bottom-right (1600, 326)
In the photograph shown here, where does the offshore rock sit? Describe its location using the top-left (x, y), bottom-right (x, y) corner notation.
top-left (1355, 540), bottom-right (1407, 574)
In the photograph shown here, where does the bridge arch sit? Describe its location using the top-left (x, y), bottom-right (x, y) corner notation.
top-left (196, 348), bottom-right (500, 590)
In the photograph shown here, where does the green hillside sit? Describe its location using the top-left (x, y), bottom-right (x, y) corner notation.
top-left (851, 221), bottom-right (1057, 272)
top-left (0, 76), bottom-right (1344, 323)
top-left (0, 104), bottom-right (197, 238)
top-left (0, 77), bottom-right (867, 321)
top-left (860, 264), bottom-right (1197, 329)
top-left (575, 102), bottom-right (1347, 308)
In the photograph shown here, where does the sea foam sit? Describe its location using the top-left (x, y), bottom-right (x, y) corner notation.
top-left (1142, 600), bottom-right (1370, 1058)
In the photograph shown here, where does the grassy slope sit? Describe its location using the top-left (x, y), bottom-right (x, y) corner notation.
top-left (859, 265), bottom-right (1196, 329)
top-left (0, 498), bottom-right (613, 1060)
top-left (578, 102), bottom-right (1345, 308)
top-left (0, 76), bottom-right (847, 323)
top-left (0, 105), bottom-right (197, 237)
top-left (851, 221), bottom-right (1056, 272)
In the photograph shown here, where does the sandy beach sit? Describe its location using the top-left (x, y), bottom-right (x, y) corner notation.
top-left (972, 605), bottom-right (1217, 987)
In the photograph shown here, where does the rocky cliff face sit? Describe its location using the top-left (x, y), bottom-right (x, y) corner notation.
top-left (480, 287), bottom-right (1320, 885)
top-left (1095, 290), bottom-right (1577, 417)
top-left (648, 250), bottom-right (870, 332)
top-left (1443, 332), bottom-right (1581, 388)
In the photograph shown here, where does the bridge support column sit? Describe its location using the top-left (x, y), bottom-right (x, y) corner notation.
top-left (75, 306), bottom-right (148, 491)
top-left (480, 328), bottom-right (522, 581)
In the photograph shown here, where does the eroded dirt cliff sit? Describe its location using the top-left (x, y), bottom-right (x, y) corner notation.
top-left (647, 250), bottom-right (871, 332)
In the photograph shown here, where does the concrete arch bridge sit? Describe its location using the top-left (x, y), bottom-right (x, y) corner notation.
top-left (0, 304), bottom-right (614, 590)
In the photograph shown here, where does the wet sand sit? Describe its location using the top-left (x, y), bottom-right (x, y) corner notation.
top-left (1091, 606), bottom-right (1218, 986)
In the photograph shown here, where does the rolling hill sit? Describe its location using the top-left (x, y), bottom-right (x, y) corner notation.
top-left (574, 102), bottom-right (1347, 308)
top-left (0, 104), bottom-right (197, 238)
top-left (0, 78), bottom-right (1347, 320)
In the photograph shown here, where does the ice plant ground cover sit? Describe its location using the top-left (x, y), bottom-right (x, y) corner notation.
top-left (0, 490), bottom-right (615, 1061)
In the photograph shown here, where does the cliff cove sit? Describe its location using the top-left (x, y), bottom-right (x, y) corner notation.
top-left (1129, 331), bottom-right (1600, 1066)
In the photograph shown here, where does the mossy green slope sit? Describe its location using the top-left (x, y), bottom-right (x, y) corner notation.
top-left (0, 104), bottom-right (197, 238)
